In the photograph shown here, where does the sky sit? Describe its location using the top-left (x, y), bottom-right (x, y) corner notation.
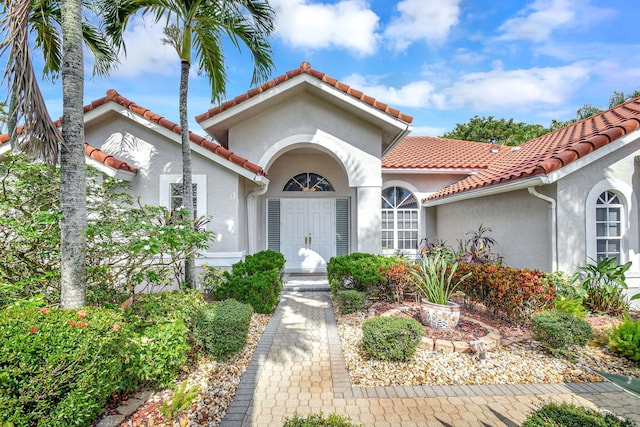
top-left (26, 0), bottom-right (640, 137)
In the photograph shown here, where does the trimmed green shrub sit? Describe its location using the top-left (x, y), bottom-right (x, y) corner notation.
top-left (194, 299), bottom-right (253, 360)
top-left (210, 250), bottom-right (285, 314)
top-left (521, 402), bottom-right (636, 426)
top-left (122, 290), bottom-right (206, 390)
top-left (609, 315), bottom-right (640, 362)
top-left (530, 310), bottom-right (593, 357)
top-left (283, 413), bottom-right (363, 427)
top-left (0, 306), bottom-right (129, 427)
top-left (327, 253), bottom-right (399, 300)
top-left (335, 290), bottom-right (366, 314)
top-left (125, 320), bottom-right (191, 390)
top-left (362, 316), bottom-right (424, 361)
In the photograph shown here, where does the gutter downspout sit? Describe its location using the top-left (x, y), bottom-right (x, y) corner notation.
top-left (247, 175), bottom-right (269, 255)
top-left (528, 186), bottom-right (557, 271)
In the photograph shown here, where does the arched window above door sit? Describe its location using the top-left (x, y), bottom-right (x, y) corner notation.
top-left (283, 172), bottom-right (334, 192)
top-left (381, 186), bottom-right (419, 252)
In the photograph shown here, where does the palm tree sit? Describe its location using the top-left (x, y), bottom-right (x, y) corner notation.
top-left (1, 0), bottom-right (118, 308)
top-left (103, 0), bottom-right (275, 287)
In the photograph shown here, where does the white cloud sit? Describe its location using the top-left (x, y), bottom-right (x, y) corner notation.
top-left (498, 0), bottom-right (615, 43)
top-left (341, 73), bottom-right (442, 108)
top-left (271, 0), bottom-right (379, 56)
top-left (444, 63), bottom-right (591, 111)
top-left (384, 0), bottom-right (461, 50)
top-left (112, 15), bottom-right (178, 78)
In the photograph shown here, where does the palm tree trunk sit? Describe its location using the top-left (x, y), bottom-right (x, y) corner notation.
top-left (59, 0), bottom-right (86, 308)
top-left (179, 59), bottom-right (195, 288)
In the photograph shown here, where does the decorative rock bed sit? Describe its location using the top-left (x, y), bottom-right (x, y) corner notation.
top-left (375, 306), bottom-right (502, 354)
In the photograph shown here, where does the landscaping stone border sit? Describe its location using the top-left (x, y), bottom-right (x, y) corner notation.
top-left (376, 306), bottom-right (502, 354)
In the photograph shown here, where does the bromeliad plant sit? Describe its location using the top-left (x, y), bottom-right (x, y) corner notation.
top-left (409, 249), bottom-right (471, 305)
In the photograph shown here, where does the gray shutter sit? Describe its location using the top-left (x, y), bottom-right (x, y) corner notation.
top-left (267, 198), bottom-right (280, 252)
top-left (336, 198), bottom-right (349, 256)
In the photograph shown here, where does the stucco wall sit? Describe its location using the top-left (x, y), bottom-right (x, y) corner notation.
top-left (434, 189), bottom-right (550, 270)
top-left (556, 138), bottom-right (640, 277)
top-left (85, 113), bottom-right (244, 253)
top-left (228, 92), bottom-right (383, 162)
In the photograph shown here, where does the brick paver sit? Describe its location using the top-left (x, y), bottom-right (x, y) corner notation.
top-left (221, 276), bottom-right (640, 427)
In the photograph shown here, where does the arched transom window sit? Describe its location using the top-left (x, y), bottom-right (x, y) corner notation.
top-left (283, 172), bottom-right (334, 192)
top-left (595, 190), bottom-right (623, 262)
top-left (381, 186), bottom-right (419, 251)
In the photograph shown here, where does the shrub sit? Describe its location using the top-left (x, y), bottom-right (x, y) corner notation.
top-left (0, 306), bottom-right (128, 427)
top-left (553, 297), bottom-right (587, 317)
top-left (283, 413), bottom-right (362, 427)
top-left (193, 299), bottom-right (253, 360)
top-left (335, 290), bottom-right (366, 314)
top-left (122, 290), bottom-right (206, 390)
top-left (379, 260), bottom-right (419, 303)
top-left (129, 289), bottom-right (206, 327)
top-left (210, 250), bottom-right (284, 314)
top-left (327, 253), bottom-right (398, 300)
top-left (609, 315), bottom-right (640, 362)
top-left (200, 264), bottom-right (225, 297)
top-left (362, 316), bottom-right (423, 361)
top-left (0, 154), bottom-right (213, 308)
top-left (530, 310), bottom-right (593, 357)
top-left (577, 257), bottom-right (630, 316)
top-left (521, 402), bottom-right (636, 426)
top-left (456, 263), bottom-right (555, 324)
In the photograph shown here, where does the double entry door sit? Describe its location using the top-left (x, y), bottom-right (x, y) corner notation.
top-left (280, 198), bottom-right (336, 272)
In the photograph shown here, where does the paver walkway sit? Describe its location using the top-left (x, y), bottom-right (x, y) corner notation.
top-left (221, 275), bottom-right (640, 427)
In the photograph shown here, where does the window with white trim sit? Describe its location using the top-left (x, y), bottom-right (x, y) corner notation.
top-left (381, 186), bottom-right (419, 251)
top-left (159, 174), bottom-right (207, 219)
top-left (595, 190), bottom-right (623, 262)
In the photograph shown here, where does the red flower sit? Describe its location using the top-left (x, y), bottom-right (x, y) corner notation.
top-left (29, 327), bottom-right (37, 334)
top-left (40, 307), bottom-right (50, 315)
top-left (77, 321), bottom-right (87, 329)
top-left (76, 310), bottom-right (87, 319)
top-left (69, 321), bottom-right (77, 327)
top-left (112, 324), bottom-right (121, 332)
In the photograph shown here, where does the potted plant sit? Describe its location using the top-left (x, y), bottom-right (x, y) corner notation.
top-left (408, 249), bottom-right (471, 329)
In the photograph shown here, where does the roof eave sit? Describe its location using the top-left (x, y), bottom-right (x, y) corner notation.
top-left (423, 176), bottom-right (546, 207)
top-left (197, 74), bottom-right (413, 148)
top-left (85, 157), bottom-right (137, 181)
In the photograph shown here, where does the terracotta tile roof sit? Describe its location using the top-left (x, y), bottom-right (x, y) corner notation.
top-left (94, 90), bottom-right (266, 176)
top-left (0, 125), bottom-right (137, 173)
top-left (195, 61), bottom-right (414, 124)
top-left (427, 97), bottom-right (640, 201)
top-left (383, 136), bottom-right (510, 170)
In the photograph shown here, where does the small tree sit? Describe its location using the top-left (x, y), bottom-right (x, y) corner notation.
top-left (0, 154), bottom-right (213, 308)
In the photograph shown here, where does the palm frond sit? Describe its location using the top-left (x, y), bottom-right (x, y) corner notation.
top-left (0, 0), bottom-right (61, 163)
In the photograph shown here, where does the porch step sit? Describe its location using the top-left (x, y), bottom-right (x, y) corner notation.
top-left (282, 274), bottom-right (330, 292)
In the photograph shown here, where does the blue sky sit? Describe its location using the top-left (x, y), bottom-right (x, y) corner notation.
top-left (31, 0), bottom-right (640, 137)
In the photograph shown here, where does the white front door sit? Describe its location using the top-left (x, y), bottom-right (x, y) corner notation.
top-left (281, 198), bottom-right (335, 272)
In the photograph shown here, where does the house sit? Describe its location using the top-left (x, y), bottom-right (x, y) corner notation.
top-left (2, 61), bottom-right (640, 300)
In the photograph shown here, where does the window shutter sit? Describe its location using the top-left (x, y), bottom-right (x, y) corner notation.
top-left (336, 198), bottom-right (349, 256)
top-left (267, 198), bottom-right (280, 252)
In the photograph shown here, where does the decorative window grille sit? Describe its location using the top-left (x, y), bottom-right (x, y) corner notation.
top-left (381, 186), bottom-right (419, 251)
top-left (595, 190), bottom-right (623, 262)
top-left (283, 173), bottom-right (334, 192)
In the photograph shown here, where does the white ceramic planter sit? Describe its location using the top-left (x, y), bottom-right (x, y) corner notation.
top-left (419, 299), bottom-right (461, 329)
